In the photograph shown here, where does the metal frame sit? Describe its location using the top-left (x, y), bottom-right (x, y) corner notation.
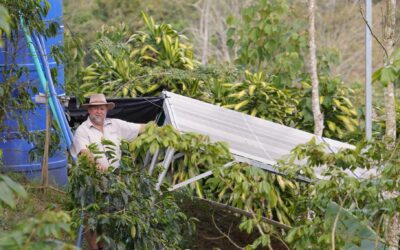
top-left (169, 161), bottom-right (237, 191)
top-left (148, 148), bottom-right (160, 175)
top-left (155, 147), bottom-right (175, 190)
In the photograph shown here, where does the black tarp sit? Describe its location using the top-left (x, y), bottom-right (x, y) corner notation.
top-left (67, 96), bottom-right (165, 127)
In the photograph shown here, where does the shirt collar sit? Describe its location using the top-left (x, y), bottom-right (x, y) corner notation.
top-left (85, 117), bottom-right (112, 128)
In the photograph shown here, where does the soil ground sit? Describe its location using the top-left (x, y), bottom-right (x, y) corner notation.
top-left (178, 196), bottom-right (288, 250)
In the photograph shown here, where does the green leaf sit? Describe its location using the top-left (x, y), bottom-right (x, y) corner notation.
top-left (1, 175), bottom-right (27, 199)
top-left (226, 15), bottom-right (235, 25)
top-left (380, 66), bottom-right (397, 86)
top-left (325, 202), bottom-right (386, 250)
top-left (130, 226), bottom-right (136, 238)
top-left (286, 228), bottom-right (298, 243)
top-left (0, 5), bottom-right (10, 35)
top-left (226, 38), bottom-right (235, 49)
top-left (227, 27), bottom-right (236, 37)
top-left (0, 181), bottom-right (16, 208)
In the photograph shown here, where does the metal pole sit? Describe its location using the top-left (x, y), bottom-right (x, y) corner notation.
top-left (365, 0), bottom-right (372, 140)
top-left (148, 148), bottom-right (160, 175)
top-left (155, 148), bottom-right (175, 190)
top-left (169, 161), bottom-right (236, 191)
top-left (143, 150), bottom-right (152, 167)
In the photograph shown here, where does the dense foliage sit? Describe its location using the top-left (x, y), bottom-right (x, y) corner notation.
top-left (278, 138), bottom-right (399, 249)
top-left (129, 123), bottom-right (234, 198)
top-left (1, 0), bottom-right (399, 249)
top-left (221, 71), bottom-right (302, 127)
top-left (227, 0), bottom-right (308, 87)
top-left (0, 174), bottom-right (74, 249)
top-left (130, 123), bottom-right (399, 249)
top-left (300, 76), bottom-right (360, 140)
top-left (68, 134), bottom-right (195, 249)
top-left (129, 123), bottom-right (298, 249)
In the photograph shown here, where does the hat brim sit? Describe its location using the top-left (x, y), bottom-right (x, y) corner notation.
top-left (82, 102), bottom-right (115, 110)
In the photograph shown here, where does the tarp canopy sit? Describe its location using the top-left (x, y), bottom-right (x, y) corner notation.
top-left (162, 91), bottom-right (361, 178)
top-left (67, 96), bottom-right (164, 127)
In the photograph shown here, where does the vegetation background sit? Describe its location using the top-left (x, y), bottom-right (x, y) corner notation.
top-left (63, 0), bottom-right (394, 90)
top-left (0, 0), bottom-right (399, 249)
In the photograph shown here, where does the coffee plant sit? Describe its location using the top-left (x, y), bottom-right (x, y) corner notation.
top-left (68, 136), bottom-right (195, 249)
top-left (278, 138), bottom-right (399, 249)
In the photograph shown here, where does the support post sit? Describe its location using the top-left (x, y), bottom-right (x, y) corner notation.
top-left (365, 0), bottom-right (372, 140)
top-left (169, 161), bottom-right (236, 191)
top-left (148, 148), bottom-right (160, 175)
top-left (155, 148), bottom-right (175, 190)
top-left (143, 150), bottom-right (152, 167)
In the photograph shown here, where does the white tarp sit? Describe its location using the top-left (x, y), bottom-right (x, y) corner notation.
top-left (162, 91), bottom-right (375, 179)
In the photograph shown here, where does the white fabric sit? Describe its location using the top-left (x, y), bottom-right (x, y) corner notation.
top-left (71, 118), bottom-right (140, 168)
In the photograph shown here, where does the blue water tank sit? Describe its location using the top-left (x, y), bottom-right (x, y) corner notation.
top-left (0, 0), bottom-right (67, 186)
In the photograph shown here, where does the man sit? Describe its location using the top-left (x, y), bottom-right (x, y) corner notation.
top-left (71, 93), bottom-right (145, 171)
top-left (71, 93), bottom-right (145, 250)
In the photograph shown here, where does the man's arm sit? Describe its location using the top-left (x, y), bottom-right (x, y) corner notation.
top-left (117, 119), bottom-right (147, 140)
top-left (71, 127), bottom-right (89, 159)
top-left (138, 123), bottom-right (146, 134)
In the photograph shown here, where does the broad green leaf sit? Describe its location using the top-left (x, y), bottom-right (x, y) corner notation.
top-left (326, 121), bottom-right (337, 132)
top-left (130, 226), bottom-right (136, 238)
top-left (0, 175), bottom-right (27, 199)
top-left (380, 66), bottom-right (397, 86)
top-left (325, 202), bottom-right (386, 250)
top-left (0, 181), bottom-right (15, 208)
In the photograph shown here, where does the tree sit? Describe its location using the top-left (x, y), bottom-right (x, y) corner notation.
top-left (382, 1), bottom-right (399, 248)
top-left (190, 0), bottom-right (254, 64)
top-left (383, 0), bottom-right (396, 142)
top-left (227, 0), bottom-right (308, 87)
top-left (198, 0), bottom-right (210, 64)
top-left (308, 0), bottom-right (324, 137)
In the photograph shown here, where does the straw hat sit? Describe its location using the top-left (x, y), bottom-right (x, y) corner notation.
top-left (82, 93), bottom-right (115, 110)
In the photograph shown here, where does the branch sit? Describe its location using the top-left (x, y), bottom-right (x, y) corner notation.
top-left (211, 212), bottom-right (245, 250)
top-left (195, 197), bottom-right (292, 230)
top-left (26, 185), bottom-right (66, 194)
top-left (331, 209), bottom-right (341, 250)
top-left (358, 1), bottom-right (389, 59)
top-left (203, 234), bottom-right (225, 240)
top-left (248, 207), bottom-right (290, 250)
top-left (271, 232), bottom-right (291, 250)
top-left (331, 193), bottom-right (351, 249)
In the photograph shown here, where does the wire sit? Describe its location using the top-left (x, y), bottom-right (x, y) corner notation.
top-left (240, 112), bottom-right (275, 163)
top-left (129, 95), bottom-right (165, 109)
top-left (320, 136), bottom-right (336, 154)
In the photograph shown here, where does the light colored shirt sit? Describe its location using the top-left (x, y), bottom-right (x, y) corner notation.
top-left (71, 118), bottom-right (140, 168)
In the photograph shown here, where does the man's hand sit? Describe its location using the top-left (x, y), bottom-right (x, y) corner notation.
top-left (97, 164), bottom-right (109, 172)
top-left (80, 149), bottom-right (110, 172)
top-left (79, 149), bottom-right (95, 164)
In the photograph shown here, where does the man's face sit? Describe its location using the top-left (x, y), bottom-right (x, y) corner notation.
top-left (88, 105), bottom-right (107, 126)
